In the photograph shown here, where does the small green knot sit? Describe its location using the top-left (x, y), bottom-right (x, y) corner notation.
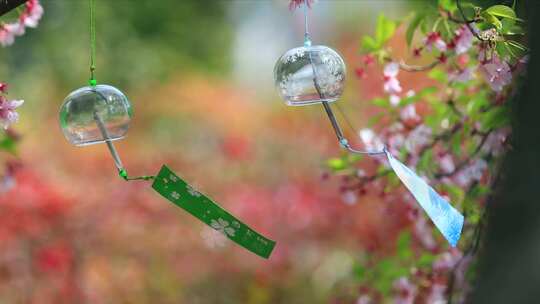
top-left (119, 169), bottom-right (128, 180)
top-left (304, 37), bottom-right (312, 47)
top-left (89, 78), bottom-right (97, 87)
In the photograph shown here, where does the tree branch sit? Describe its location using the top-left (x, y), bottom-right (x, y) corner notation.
top-left (383, 56), bottom-right (440, 72)
top-left (456, 0), bottom-right (488, 42)
top-left (435, 130), bottom-right (492, 179)
top-left (0, 0), bottom-right (28, 18)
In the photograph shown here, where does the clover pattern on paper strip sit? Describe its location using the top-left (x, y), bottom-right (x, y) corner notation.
top-left (169, 174), bottom-right (178, 183)
top-left (210, 218), bottom-right (236, 237)
top-left (186, 184), bottom-right (201, 197)
top-left (200, 227), bottom-right (227, 249)
top-left (170, 191), bottom-right (180, 200)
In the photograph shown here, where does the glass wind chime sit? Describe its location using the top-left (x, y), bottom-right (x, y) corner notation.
top-left (58, 0), bottom-right (275, 259)
top-left (273, 3), bottom-right (464, 246)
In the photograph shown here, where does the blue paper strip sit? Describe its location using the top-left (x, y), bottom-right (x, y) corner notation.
top-left (385, 151), bottom-right (464, 246)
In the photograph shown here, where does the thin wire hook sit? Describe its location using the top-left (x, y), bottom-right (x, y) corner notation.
top-left (303, 2), bottom-right (385, 156)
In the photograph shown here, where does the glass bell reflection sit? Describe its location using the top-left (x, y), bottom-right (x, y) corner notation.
top-left (59, 84), bottom-right (132, 146)
top-left (274, 45), bottom-right (346, 106)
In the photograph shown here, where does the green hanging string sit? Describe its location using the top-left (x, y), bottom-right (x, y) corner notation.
top-left (89, 0), bottom-right (97, 86)
top-left (86, 0), bottom-right (153, 181)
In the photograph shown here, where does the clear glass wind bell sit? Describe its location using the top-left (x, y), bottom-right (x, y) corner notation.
top-left (274, 45), bottom-right (346, 106)
top-left (59, 85), bottom-right (132, 146)
top-left (274, 4), bottom-right (346, 107)
top-left (273, 2), bottom-right (464, 247)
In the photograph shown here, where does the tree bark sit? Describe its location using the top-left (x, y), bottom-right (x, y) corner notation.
top-left (0, 0), bottom-right (28, 17)
top-left (471, 2), bottom-right (540, 304)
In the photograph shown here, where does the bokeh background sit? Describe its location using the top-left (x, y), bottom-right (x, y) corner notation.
top-left (0, 1), bottom-right (439, 303)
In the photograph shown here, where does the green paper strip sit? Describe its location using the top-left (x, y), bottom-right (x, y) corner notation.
top-left (152, 165), bottom-right (276, 259)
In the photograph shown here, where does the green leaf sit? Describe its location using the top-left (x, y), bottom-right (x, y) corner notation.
top-left (397, 231), bottom-right (412, 261)
top-left (482, 11), bottom-right (503, 29)
top-left (507, 40), bottom-right (528, 52)
top-left (451, 130), bottom-right (463, 156)
top-left (496, 41), bottom-right (526, 60)
top-left (502, 40), bottom-right (528, 60)
top-left (372, 97), bottom-right (389, 107)
top-left (466, 94), bottom-right (488, 117)
top-left (326, 157), bottom-right (347, 171)
top-left (406, 12), bottom-right (425, 47)
top-left (367, 112), bottom-right (385, 127)
top-left (503, 24), bottom-right (525, 35)
top-left (372, 258), bottom-right (408, 295)
top-left (485, 5), bottom-right (523, 22)
top-left (442, 184), bottom-right (465, 204)
top-left (439, 0), bottom-right (457, 12)
top-left (481, 106), bottom-right (510, 131)
top-left (353, 263), bottom-right (367, 281)
top-left (418, 86), bottom-right (438, 97)
top-left (501, 17), bottom-right (516, 34)
top-left (428, 68), bottom-right (448, 83)
top-left (418, 253), bottom-right (436, 268)
top-left (0, 137), bottom-right (17, 155)
top-left (361, 36), bottom-right (379, 52)
top-left (375, 14), bottom-right (396, 46)
top-left (455, 2), bottom-right (478, 20)
top-left (417, 149), bottom-right (433, 173)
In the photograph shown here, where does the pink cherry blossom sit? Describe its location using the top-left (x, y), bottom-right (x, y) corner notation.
top-left (359, 128), bottom-right (384, 151)
top-left (0, 97), bottom-right (24, 129)
top-left (482, 128), bottom-right (509, 156)
top-left (341, 190), bottom-right (357, 205)
top-left (414, 213), bottom-right (437, 250)
top-left (454, 254), bottom-right (473, 287)
top-left (424, 32), bottom-right (447, 52)
top-left (405, 90), bottom-right (415, 98)
top-left (383, 62), bottom-right (402, 94)
top-left (289, 0), bottom-right (313, 10)
top-left (356, 295), bottom-right (372, 304)
top-left (454, 25), bottom-right (474, 54)
top-left (4, 22), bottom-right (25, 36)
top-left (390, 94), bottom-right (401, 106)
top-left (405, 125), bottom-right (431, 153)
top-left (449, 67), bottom-right (475, 83)
top-left (479, 54), bottom-right (512, 92)
top-left (362, 54), bottom-right (375, 66)
top-left (355, 67), bottom-right (366, 78)
top-left (514, 55), bottom-right (529, 74)
top-left (455, 158), bottom-right (487, 187)
top-left (393, 277), bottom-right (417, 304)
top-left (384, 77), bottom-right (402, 94)
top-left (438, 154), bottom-right (455, 174)
top-left (0, 21), bottom-right (27, 47)
top-left (0, 26), bottom-right (15, 47)
top-left (387, 133), bottom-right (405, 155)
top-left (0, 0), bottom-right (43, 47)
top-left (21, 0), bottom-right (44, 28)
top-left (400, 104), bottom-right (420, 124)
top-left (426, 283), bottom-right (447, 304)
top-left (0, 83), bottom-right (7, 93)
top-left (433, 249), bottom-right (462, 272)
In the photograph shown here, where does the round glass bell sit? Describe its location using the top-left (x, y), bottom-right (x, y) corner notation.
top-left (274, 45), bottom-right (346, 106)
top-left (59, 84), bottom-right (132, 146)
